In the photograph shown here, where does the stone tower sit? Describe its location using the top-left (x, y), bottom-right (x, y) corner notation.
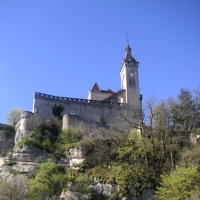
top-left (119, 43), bottom-right (140, 106)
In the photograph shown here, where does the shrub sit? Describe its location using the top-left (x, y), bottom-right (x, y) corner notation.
top-left (3, 160), bottom-right (16, 166)
top-left (154, 166), bottom-right (200, 200)
top-left (55, 128), bottom-right (83, 157)
top-left (59, 128), bottom-right (83, 144)
top-left (81, 138), bottom-right (117, 168)
top-left (8, 169), bottom-right (25, 176)
top-left (29, 160), bottom-right (66, 200)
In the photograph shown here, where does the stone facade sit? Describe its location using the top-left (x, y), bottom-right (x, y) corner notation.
top-left (63, 114), bottom-right (126, 134)
top-left (33, 92), bottom-right (129, 130)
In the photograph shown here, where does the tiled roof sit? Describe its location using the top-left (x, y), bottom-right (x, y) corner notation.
top-left (103, 89), bottom-right (126, 102)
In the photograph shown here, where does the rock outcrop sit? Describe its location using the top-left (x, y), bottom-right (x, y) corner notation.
top-left (7, 146), bottom-right (50, 163)
top-left (14, 111), bottom-right (37, 144)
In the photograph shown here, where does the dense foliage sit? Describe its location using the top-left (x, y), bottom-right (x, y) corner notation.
top-left (29, 160), bottom-right (66, 200)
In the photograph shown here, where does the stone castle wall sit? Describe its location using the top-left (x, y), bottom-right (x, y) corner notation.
top-left (33, 92), bottom-right (129, 130)
top-left (63, 114), bottom-right (126, 135)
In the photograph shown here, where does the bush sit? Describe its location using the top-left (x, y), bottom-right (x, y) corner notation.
top-left (81, 138), bottom-right (117, 168)
top-left (0, 176), bottom-right (29, 200)
top-left (59, 128), bottom-right (83, 144)
top-left (8, 169), bottom-right (25, 176)
top-left (17, 125), bottom-right (59, 153)
top-left (154, 166), bottom-right (200, 200)
top-left (3, 160), bottom-right (16, 166)
top-left (54, 128), bottom-right (83, 157)
top-left (29, 160), bottom-right (66, 200)
top-left (17, 136), bottom-right (42, 149)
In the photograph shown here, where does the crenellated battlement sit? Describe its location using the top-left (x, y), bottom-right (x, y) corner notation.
top-left (33, 91), bottom-right (130, 130)
top-left (34, 92), bottom-right (126, 108)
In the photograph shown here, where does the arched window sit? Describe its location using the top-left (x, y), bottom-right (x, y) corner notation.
top-left (129, 71), bottom-right (135, 87)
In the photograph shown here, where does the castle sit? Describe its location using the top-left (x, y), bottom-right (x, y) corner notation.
top-left (20, 43), bottom-right (142, 135)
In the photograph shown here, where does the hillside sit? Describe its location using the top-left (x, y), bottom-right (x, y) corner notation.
top-left (0, 87), bottom-right (200, 200)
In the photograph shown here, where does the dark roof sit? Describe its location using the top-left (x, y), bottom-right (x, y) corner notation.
top-left (124, 44), bottom-right (137, 62)
top-left (100, 89), bottom-right (114, 93)
top-left (103, 89), bottom-right (126, 102)
top-left (90, 83), bottom-right (114, 94)
top-left (90, 83), bottom-right (100, 92)
top-left (119, 43), bottom-right (139, 73)
top-left (124, 53), bottom-right (137, 62)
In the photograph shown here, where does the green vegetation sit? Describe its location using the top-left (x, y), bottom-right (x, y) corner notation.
top-left (8, 169), bottom-right (25, 176)
top-left (17, 123), bottom-right (83, 161)
top-left (0, 125), bottom-right (15, 139)
top-left (154, 166), bottom-right (200, 200)
top-left (99, 115), bottom-right (106, 125)
top-left (6, 108), bottom-right (23, 126)
top-left (0, 176), bottom-right (29, 200)
top-left (56, 128), bottom-right (83, 157)
top-left (3, 160), bottom-right (16, 166)
top-left (29, 160), bottom-right (66, 200)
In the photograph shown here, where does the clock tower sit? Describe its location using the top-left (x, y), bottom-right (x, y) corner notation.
top-left (119, 43), bottom-right (141, 106)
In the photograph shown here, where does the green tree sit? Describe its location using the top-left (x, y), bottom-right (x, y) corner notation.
top-left (29, 160), bottom-right (66, 200)
top-left (79, 132), bottom-right (150, 199)
top-left (176, 89), bottom-right (200, 136)
top-left (6, 108), bottom-right (23, 126)
top-left (154, 166), bottom-right (200, 200)
top-left (81, 137), bottom-right (117, 168)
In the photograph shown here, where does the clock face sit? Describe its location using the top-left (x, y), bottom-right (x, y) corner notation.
top-left (130, 72), bottom-right (134, 77)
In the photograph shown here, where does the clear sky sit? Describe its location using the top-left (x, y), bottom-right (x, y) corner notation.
top-left (0, 0), bottom-right (200, 124)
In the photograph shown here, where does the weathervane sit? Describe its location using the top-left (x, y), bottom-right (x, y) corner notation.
top-left (126, 33), bottom-right (129, 44)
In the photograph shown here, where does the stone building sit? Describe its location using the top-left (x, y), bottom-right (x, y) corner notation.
top-left (29, 43), bottom-right (142, 132)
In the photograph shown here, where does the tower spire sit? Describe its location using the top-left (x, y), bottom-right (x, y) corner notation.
top-left (124, 39), bottom-right (136, 62)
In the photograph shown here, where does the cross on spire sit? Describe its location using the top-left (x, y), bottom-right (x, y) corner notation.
top-left (126, 33), bottom-right (129, 44)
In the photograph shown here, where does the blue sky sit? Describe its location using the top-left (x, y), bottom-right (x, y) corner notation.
top-left (0, 0), bottom-right (200, 124)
